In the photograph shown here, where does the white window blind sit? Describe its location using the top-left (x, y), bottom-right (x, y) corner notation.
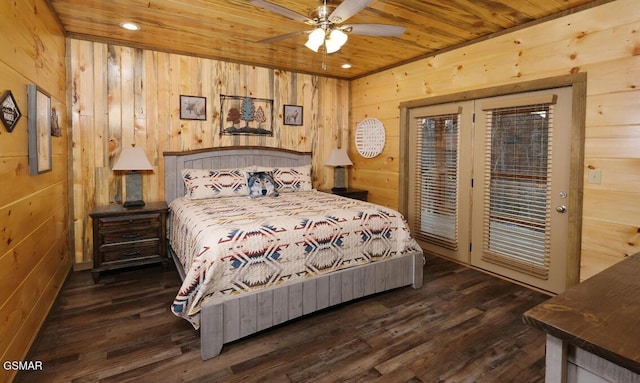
top-left (412, 112), bottom-right (460, 250)
top-left (481, 102), bottom-right (554, 278)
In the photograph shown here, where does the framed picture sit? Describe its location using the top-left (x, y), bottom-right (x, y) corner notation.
top-left (283, 104), bottom-right (303, 126)
top-left (27, 84), bottom-right (52, 175)
top-left (0, 90), bottom-right (22, 132)
top-left (220, 95), bottom-right (273, 136)
top-left (180, 95), bottom-right (206, 120)
top-left (51, 106), bottom-right (62, 137)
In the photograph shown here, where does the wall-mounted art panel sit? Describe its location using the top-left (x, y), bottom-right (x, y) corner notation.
top-left (27, 84), bottom-right (52, 175)
top-left (220, 95), bottom-right (273, 136)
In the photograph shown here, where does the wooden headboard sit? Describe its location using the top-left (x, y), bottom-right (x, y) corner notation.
top-left (163, 146), bottom-right (312, 204)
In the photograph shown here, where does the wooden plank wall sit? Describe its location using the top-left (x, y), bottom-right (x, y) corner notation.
top-left (349, 0), bottom-right (640, 281)
top-left (68, 41), bottom-right (350, 267)
top-left (0, 0), bottom-right (70, 381)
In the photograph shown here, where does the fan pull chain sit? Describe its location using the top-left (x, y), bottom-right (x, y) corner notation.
top-left (322, 48), bottom-right (327, 70)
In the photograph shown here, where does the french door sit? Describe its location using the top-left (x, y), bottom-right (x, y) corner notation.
top-left (407, 102), bottom-right (473, 264)
top-left (407, 87), bottom-right (574, 293)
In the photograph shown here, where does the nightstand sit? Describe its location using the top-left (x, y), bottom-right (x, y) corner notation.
top-left (89, 201), bottom-right (168, 282)
top-left (324, 188), bottom-right (368, 202)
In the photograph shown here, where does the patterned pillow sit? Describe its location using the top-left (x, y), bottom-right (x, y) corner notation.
top-left (259, 165), bottom-right (312, 192)
top-left (245, 171), bottom-right (279, 198)
top-left (182, 168), bottom-right (249, 199)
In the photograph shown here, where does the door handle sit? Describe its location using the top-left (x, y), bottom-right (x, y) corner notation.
top-left (556, 205), bottom-right (567, 213)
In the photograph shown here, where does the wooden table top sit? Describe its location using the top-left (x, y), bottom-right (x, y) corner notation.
top-left (89, 201), bottom-right (169, 217)
top-left (523, 253), bottom-right (640, 373)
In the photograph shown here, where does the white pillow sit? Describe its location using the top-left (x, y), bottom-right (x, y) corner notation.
top-left (258, 164), bottom-right (312, 192)
top-left (182, 167), bottom-right (253, 199)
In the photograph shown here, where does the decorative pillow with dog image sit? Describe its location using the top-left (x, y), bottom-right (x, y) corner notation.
top-left (245, 171), bottom-right (279, 198)
top-left (257, 164), bottom-right (312, 193)
top-left (182, 168), bottom-right (250, 200)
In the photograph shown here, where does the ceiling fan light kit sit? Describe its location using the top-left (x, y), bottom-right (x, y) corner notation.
top-left (304, 27), bottom-right (349, 53)
top-left (252, 0), bottom-right (405, 67)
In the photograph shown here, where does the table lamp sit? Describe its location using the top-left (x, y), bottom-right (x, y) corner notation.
top-left (325, 148), bottom-right (353, 192)
top-left (112, 146), bottom-right (153, 207)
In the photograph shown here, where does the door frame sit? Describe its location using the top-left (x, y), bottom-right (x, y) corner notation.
top-left (399, 73), bottom-right (586, 290)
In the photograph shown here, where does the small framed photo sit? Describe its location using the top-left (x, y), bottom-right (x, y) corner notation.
top-left (180, 95), bottom-right (206, 120)
top-left (283, 104), bottom-right (303, 126)
top-left (0, 90), bottom-right (22, 132)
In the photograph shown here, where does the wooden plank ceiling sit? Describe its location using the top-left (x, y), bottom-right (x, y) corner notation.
top-left (48, 0), bottom-right (603, 79)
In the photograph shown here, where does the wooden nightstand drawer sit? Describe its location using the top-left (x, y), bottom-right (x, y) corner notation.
top-left (90, 202), bottom-right (169, 282)
top-left (99, 226), bottom-right (161, 245)
top-left (97, 213), bottom-right (162, 230)
top-left (100, 240), bottom-right (162, 263)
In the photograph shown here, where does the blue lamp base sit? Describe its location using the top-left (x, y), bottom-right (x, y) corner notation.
top-left (123, 171), bottom-right (145, 207)
top-left (332, 166), bottom-right (347, 192)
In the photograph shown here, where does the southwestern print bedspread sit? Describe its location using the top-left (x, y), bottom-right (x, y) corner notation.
top-left (168, 190), bottom-right (421, 328)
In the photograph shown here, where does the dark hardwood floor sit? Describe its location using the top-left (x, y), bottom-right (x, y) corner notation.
top-left (16, 255), bottom-right (550, 383)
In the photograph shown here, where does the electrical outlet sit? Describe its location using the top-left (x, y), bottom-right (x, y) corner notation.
top-left (588, 169), bottom-right (602, 184)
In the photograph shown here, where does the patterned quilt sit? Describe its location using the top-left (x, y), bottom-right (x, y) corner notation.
top-left (168, 190), bottom-right (421, 328)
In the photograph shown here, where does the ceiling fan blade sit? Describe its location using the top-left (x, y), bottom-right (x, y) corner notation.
top-left (251, 0), bottom-right (313, 24)
top-left (258, 30), bottom-right (307, 44)
top-left (329, 0), bottom-right (373, 24)
top-left (346, 24), bottom-right (406, 37)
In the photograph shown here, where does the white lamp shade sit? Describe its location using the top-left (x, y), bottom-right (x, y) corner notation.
top-left (308, 28), bottom-right (325, 45)
top-left (324, 38), bottom-right (341, 54)
top-left (305, 39), bottom-right (321, 52)
top-left (113, 146), bottom-right (153, 171)
top-left (330, 29), bottom-right (348, 46)
top-left (305, 28), bottom-right (325, 52)
top-left (325, 148), bottom-right (353, 167)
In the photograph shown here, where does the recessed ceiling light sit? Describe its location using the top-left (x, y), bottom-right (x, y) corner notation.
top-left (120, 22), bottom-right (140, 31)
top-left (341, 63), bottom-right (352, 69)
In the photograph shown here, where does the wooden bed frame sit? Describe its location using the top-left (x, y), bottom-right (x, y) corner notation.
top-left (163, 146), bottom-right (424, 360)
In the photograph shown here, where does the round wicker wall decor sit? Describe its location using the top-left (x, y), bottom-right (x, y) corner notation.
top-left (354, 118), bottom-right (385, 158)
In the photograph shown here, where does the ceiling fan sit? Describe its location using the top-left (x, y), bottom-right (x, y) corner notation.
top-left (251, 0), bottom-right (406, 56)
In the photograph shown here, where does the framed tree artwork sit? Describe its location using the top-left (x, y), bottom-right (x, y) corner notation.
top-left (220, 95), bottom-right (273, 136)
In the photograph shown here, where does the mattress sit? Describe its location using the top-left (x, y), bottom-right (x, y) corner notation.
top-left (168, 190), bottom-right (421, 328)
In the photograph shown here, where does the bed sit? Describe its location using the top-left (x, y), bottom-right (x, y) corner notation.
top-left (164, 146), bottom-right (424, 360)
